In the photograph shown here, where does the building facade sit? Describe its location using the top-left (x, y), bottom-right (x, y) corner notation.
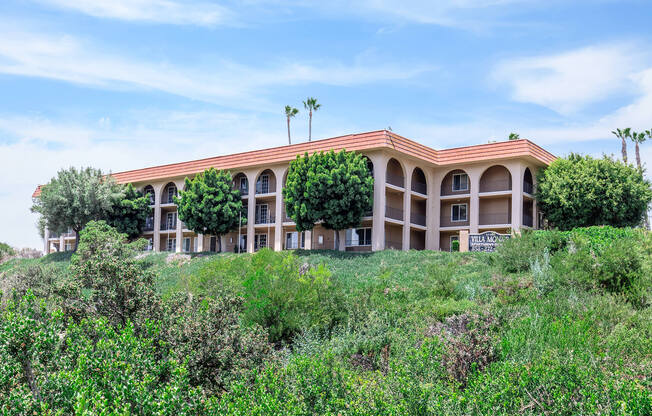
top-left (35, 130), bottom-right (555, 254)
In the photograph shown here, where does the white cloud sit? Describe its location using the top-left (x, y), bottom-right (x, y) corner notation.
top-left (0, 29), bottom-right (432, 107)
top-left (492, 43), bottom-right (647, 114)
top-left (34, 0), bottom-right (232, 26)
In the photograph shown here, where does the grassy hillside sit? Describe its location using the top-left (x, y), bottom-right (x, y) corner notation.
top-left (0, 228), bottom-right (650, 415)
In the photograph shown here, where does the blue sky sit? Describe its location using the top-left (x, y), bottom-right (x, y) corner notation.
top-left (1, 0), bottom-right (651, 248)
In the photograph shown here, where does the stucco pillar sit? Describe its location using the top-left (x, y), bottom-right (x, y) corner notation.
top-left (197, 234), bottom-right (204, 252)
top-left (59, 235), bottom-right (65, 252)
top-left (428, 170), bottom-right (443, 250)
top-left (274, 168), bottom-right (285, 251)
top-left (43, 227), bottom-right (49, 255)
top-left (459, 229), bottom-right (469, 252)
top-left (402, 164), bottom-right (412, 251)
top-left (175, 216), bottom-right (183, 252)
top-left (153, 184), bottom-right (162, 252)
top-left (338, 230), bottom-right (346, 251)
top-left (530, 166), bottom-right (538, 229)
top-left (305, 230), bottom-right (312, 250)
top-left (510, 164), bottom-right (524, 232)
top-left (469, 169), bottom-right (481, 234)
top-left (371, 154), bottom-right (387, 251)
top-left (246, 172), bottom-right (256, 253)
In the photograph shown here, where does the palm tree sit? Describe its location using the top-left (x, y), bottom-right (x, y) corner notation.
top-left (611, 127), bottom-right (631, 164)
top-left (630, 130), bottom-right (647, 170)
top-left (285, 105), bottom-right (299, 145)
top-left (508, 132), bottom-right (520, 141)
top-left (302, 97), bottom-right (321, 141)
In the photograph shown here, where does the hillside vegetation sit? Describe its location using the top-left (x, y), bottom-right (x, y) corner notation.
top-left (0, 224), bottom-right (650, 415)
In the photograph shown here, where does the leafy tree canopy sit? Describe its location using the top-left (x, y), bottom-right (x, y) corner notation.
top-left (175, 168), bottom-right (245, 251)
top-left (284, 150), bottom-right (374, 239)
top-left (536, 153), bottom-right (652, 230)
top-left (31, 167), bottom-right (121, 250)
top-left (106, 183), bottom-right (150, 239)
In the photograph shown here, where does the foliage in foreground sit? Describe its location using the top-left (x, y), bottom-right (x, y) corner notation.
top-left (536, 153), bottom-right (652, 230)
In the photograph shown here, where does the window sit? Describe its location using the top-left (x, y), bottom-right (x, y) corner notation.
top-left (450, 235), bottom-right (459, 252)
top-left (144, 188), bottom-right (155, 205)
top-left (318, 235), bottom-right (324, 245)
top-left (183, 237), bottom-right (191, 252)
top-left (256, 204), bottom-right (268, 224)
top-left (452, 173), bottom-right (468, 192)
top-left (166, 185), bottom-right (177, 203)
top-left (257, 174), bottom-right (269, 194)
top-left (254, 234), bottom-right (267, 250)
top-left (145, 238), bottom-right (153, 251)
top-left (451, 204), bottom-right (467, 222)
top-left (346, 228), bottom-right (372, 246)
top-left (285, 231), bottom-right (305, 249)
top-left (166, 238), bottom-right (176, 252)
top-left (239, 177), bottom-right (248, 193)
top-left (166, 212), bottom-right (177, 230)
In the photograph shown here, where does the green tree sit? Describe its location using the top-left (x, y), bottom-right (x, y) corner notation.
top-left (611, 127), bottom-right (631, 164)
top-left (536, 154), bottom-right (652, 230)
top-left (106, 183), bottom-right (150, 239)
top-left (69, 221), bottom-right (158, 327)
top-left (285, 105), bottom-right (299, 145)
top-left (508, 132), bottom-right (520, 140)
top-left (284, 150), bottom-right (374, 249)
top-left (302, 97), bottom-right (321, 141)
top-left (175, 168), bottom-right (245, 252)
top-left (31, 167), bottom-right (121, 251)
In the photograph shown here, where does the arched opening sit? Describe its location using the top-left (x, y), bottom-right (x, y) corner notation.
top-left (411, 167), bottom-right (427, 195)
top-left (232, 172), bottom-right (248, 196)
top-left (143, 185), bottom-right (155, 205)
top-left (523, 168), bottom-right (534, 194)
top-left (362, 156), bottom-right (374, 179)
top-left (162, 182), bottom-right (177, 204)
top-left (441, 169), bottom-right (470, 196)
top-left (255, 169), bottom-right (276, 194)
top-left (386, 158), bottom-right (405, 188)
top-left (479, 165), bottom-right (512, 193)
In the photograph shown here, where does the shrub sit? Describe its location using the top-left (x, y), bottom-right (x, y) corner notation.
top-left (160, 292), bottom-right (274, 394)
top-left (241, 249), bottom-right (344, 344)
top-left (494, 231), bottom-right (549, 273)
top-left (0, 243), bottom-right (14, 262)
top-left (69, 220), bottom-right (159, 326)
top-left (451, 240), bottom-right (459, 252)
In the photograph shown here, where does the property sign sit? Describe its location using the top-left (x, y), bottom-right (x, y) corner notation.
top-left (468, 231), bottom-right (511, 252)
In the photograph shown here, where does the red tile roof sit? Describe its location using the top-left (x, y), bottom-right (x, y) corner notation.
top-left (32, 130), bottom-right (555, 197)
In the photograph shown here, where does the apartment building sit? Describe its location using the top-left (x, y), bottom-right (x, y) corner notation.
top-left (35, 130), bottom-right (555, 253)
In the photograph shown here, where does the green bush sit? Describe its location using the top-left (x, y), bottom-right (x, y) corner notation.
top-left (0, 243), bottom-right (14, 261)
top-left (242, 249), bottom-right (344, 344)
top-left (451, 240), bottom-right (459, 252)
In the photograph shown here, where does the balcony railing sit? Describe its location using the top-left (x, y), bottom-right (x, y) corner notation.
top-left (255, 184), bottom-right (275, 194)
top-left (411, 181), bottom-right (427, 195)
top-left (523, 214), bottom-right (534, 227)
top-left (49, 232), bottom-right (60, 239)
top-left (385, 206), bottom-right (404, 221)
top-left (385, 240), bottom-right (402, 250)
top-left (523, 182), bottom-right (534, 194)
top-left (440, 215), bottom-right (469, 227)
top-left (410, 212), bottom-right (427, 226)
top-left (255, 215), bottom-right (275, 225)
top-left (386, 173), bottom-right (405, 188)
top-left (479, 179), bottom-right (511, 193)
top-left (161, 221), bottom-right (177, 231)
top-left (479, 213), bottom-right (510, 225)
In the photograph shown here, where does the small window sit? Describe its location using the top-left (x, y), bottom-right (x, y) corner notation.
top-left (183, 237), bottom-right (191, 252)
top-left (345, 228), bottom-right (372, 246)
top-left (240, 177), bottom-right (248, 193)
top-left (166, 186), bottom-right (177, 203)
top-left (452, 173), bottom-right (469, 192)
top-left (451, 204), bottom-right (468, 222)
top-left (255, 234), bottom-right (267, 250)
top-left (318, 235), bottom-right (324, 245)
top-left (166, 238), bottom-right (176, 252)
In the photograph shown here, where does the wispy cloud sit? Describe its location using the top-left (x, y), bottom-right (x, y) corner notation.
top-left (492, 43), bottom-right (647, 114)
top-left (33, 0), bottom-right (233, 26)
top-left (0, 28), bottom-right (434, 106)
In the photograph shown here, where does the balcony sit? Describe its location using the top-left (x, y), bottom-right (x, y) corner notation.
top-left (410, 212), bottom-right (427, 226)
top-left (255, 214), bottom-right (275, 225)
top-left (386, 173), bottom-right (405, 188)
top-left (479, 179), bottom-right (511, 193)
top-left (143, 217), bottom-right (154, 231)
top-left (385, 206), bottom-right (403, 221)
top-left (255, 184), bottom-right (275, 195)
top-left (411, 181), bottom-right (427, 195)
top-left (479, 213), bottom-right (510, 225)
top-left (523, 213), bottom-right (533, 227)
top-left (160, 221), bottom-right (177, 231)
top-left (440, 215), bottom-right (469, 228)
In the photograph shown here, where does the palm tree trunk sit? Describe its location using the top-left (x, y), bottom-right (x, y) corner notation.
top-left (621, 138), bottom-right (628, 164)
top-left (287, 117), bottom-right (291, 145)
top-left (308, 110), bottom-right (312, 141)
top-left (635, 142), bottom-right (641, 170)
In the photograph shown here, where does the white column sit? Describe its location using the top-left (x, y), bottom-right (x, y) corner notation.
top-left (274, 168), bottom-right (285, 251)
top-left (153, 184), bottom-right (162, 252)
top-left (247, 172), bottom-right (256, 253)
top-left (304, 230), bottom-right (312, 250)
top-left (197, 234), bottom-right (204, 252)
top-left (402, 164), bottom-right (412, 251)
top-left (469, 168), bottom-right (481, 234)
top-left (175, 215), bottom-right (183, 253)
top-left (510, 164), bottom-right (524, 233)
top-left (59, 235), bottom-right (65, 252)
top-left (371, 153), bottom-right (388, 251)
top-left (43, 227), bottom-right (49, 255)
top-left (428, 170), bottom-right (443, 250)
top-left (337, 230), bottom-right (346, 251)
